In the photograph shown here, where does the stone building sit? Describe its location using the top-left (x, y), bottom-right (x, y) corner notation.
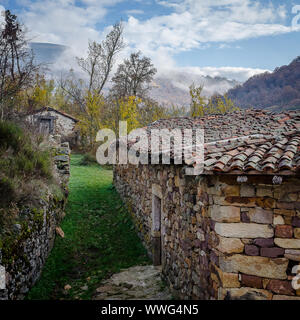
top-left (26, 107), bottom-right (79, 145)
top-left (113, 109), bottom-right (300, 300)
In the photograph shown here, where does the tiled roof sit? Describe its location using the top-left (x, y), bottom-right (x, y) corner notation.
top-left (123, 109), bottom-right (300, 175)
top-left (195, 131), bottom-right (300, 175)
top-left (145, 109), bottom-right (300, 143)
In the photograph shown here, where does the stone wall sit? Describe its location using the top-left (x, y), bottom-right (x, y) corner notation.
top-left (114, 163), bottom-right (300, 300)
top-left (0, 142), bottom-right (70, 300)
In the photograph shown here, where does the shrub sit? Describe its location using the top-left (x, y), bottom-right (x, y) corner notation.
top-left (79, 153), bottom-right (97, 166)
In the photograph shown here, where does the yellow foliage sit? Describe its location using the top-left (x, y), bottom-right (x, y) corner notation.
top-left (77, 91), bottom-right (105, 150)
top-left (189, 83), bottom-right (207, 117)
top-left (119, 96), bottom-right (141, 133)
top-left (189, 83), bottom-right (239, 117)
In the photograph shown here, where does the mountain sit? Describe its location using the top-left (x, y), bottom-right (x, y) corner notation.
top-left (29, 42), bottom-right (68, 65)
top-left (150, 71), bottom-right (239, 107)
top-left (227, 57), bottom-right (300, 111)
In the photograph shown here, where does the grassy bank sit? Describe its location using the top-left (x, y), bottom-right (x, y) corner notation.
top-left (27, 154), bottom-right (150, 300)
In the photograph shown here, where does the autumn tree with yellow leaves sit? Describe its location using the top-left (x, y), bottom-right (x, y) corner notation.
top-left (189, 83), bottom-right (239, 117)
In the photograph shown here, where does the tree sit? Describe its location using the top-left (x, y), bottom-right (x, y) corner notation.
top-left (189, 83), bottom-right (207, 117)
top-left (76, 21), bottom-right (124, 95)
top-left (111, 51), bottom-right (157, 99)
top-left (77, 91), bottom-right (105, 151)
top-left (0, 10), bottom-right (39, 119)
top-left (58, 69), bottom-right (86, 113)
top-left (189, 83), bottom-right (238, 117)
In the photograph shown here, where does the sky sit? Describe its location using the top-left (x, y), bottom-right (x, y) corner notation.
top-left (0, 0), bottom-right (300, 82)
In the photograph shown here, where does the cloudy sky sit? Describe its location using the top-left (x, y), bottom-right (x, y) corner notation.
top-left (1, 0), bottom-right (300, 81)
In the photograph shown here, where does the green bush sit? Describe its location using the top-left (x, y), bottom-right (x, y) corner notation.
top-left (0, 121), bottom-right (24, 152)
top-left (0, 177), bottom-right (15, 206)
top-left (79, 153), bottom-right (97, 166)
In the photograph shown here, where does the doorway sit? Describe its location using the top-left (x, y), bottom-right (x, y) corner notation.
top-left (152, 184), bottom-right (163, 266)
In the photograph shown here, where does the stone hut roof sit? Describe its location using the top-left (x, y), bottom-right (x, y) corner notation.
top-left (28, 107), bottom-right (79, 122)
top-left (124, 109), bottom-right (300, 176)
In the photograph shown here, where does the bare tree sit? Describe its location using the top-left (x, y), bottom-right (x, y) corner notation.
top-left (76, 21), bottom-right (124, 95)
top-left (0, 10), bottom-right (39, 119)
top-left (58, 69), bottom-right (86, 113)
top-left (110, 51), bottom-right (157, 99)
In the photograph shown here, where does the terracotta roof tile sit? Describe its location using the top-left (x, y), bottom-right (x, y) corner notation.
top-left (124, 109), bottom-right (300, 175)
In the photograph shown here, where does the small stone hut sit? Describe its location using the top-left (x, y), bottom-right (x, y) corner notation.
top-left (114, 109), bottom-right (300, 300)
top-left (26, 107), bottom-right (79, 145)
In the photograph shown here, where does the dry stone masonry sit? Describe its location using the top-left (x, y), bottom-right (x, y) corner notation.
top-left (0, 141), bottom-right (71, 300)
top-left (114, 109), bottom-right (300, 300)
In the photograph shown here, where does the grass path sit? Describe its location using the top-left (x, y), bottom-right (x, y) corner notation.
top-left (27, 154), bottom-right (150, 300)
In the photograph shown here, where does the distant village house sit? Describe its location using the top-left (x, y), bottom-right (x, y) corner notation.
top-left (26, 107), bottom-right (79, 146)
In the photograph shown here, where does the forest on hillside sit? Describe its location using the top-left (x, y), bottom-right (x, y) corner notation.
top-left (227, 57), bottom-right (300, 111)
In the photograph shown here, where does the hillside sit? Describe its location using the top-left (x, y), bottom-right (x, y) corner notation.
top-left (150, 71), bottom-right (239, 107)
top-left (227, 57), bottom-right (300, 111)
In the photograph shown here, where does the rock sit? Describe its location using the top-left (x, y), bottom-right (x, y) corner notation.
top-left (215, 266), bottom-right (240, 288)
top-left (210, 205), bottom-right (240, 223)
top-left (219, 287), bottom-right (272, 300)
top-left (80, 285), bottom-right (88, 291)
top-left (273, 295), bottom-right (300, 300)
top-left (277, 202), bottom-right (295, 210)
top-left (292, 217), bottom-right (300, 227)
top-left (256, 187), bottom-right (273, 197)
top-left (275, 225), bottom-right (293, 238)
top-left (260, 247), bottom-right (285, 258)
top-left (253, 238), bottom-right (274, 248)
top-left (93, 265), bottom-right (172, 300)
top-left (54, 155), bottom-right (69, 162)
top-left (240, 185), bottom-right (255, 197)
top-left (274, 238), bottom-right (300, 249)
top-left (274, 209), bottom-right (295, 216)
top-left (284, 249), bottom-right (300, 261)
top-left (245, 245), bottom-right (259, 256)
top-left (216, 236), bottom-right (244, 254)
top-left (241, 274), bottom-right (263, 289)
top-left (247, 208), bottom-right (273, 224)
top-left (219, 255), bottom-right (288, 279)
top-left (256, 197), bottom-right (276, 209)
top-left (294, 228), bottom-right (300, 239)
top-left (221, 185), bottom-right (240, 196)
top-left (273, 215), bottom-right (285, 225)
top-left (241, 212), bottom-right (250, 223)
top-left (56, 227), bottom-right (65, 238)
top-left (215, 223), bottom-right (274, 239)
top-left (13, 224), bottom-right (22, 234)
top-left (221, 272), bottom-right (240, 288)
top-left (266, 279), bottom-right (294, 295)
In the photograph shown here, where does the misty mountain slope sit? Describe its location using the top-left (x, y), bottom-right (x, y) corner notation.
top-left (29, 42), bottom-right (240, 107)
top-left (30, 42), bottom-right (68, 64)
top-left (150, 72), bottom-right (239, 107)
top-left (227, 57), bottom-right (300, 111)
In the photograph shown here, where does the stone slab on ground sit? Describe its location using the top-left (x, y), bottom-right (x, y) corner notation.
top-left (93, 265), bottom-right (172, 300)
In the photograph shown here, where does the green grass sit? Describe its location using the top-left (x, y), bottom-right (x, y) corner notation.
top-left (26, 154), bottom-right (150, 300)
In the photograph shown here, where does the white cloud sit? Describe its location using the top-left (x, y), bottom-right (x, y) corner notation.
top-left (3, 0), bottom-right (298, 84)
top-left (120, 0), bottom-right (297, 76)
top-left (125, 9), bottom-right (144, 15)
top-left (176, 66), bottom-right (270, 82)
top-left (16, 0), bottom-right (124, 57)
